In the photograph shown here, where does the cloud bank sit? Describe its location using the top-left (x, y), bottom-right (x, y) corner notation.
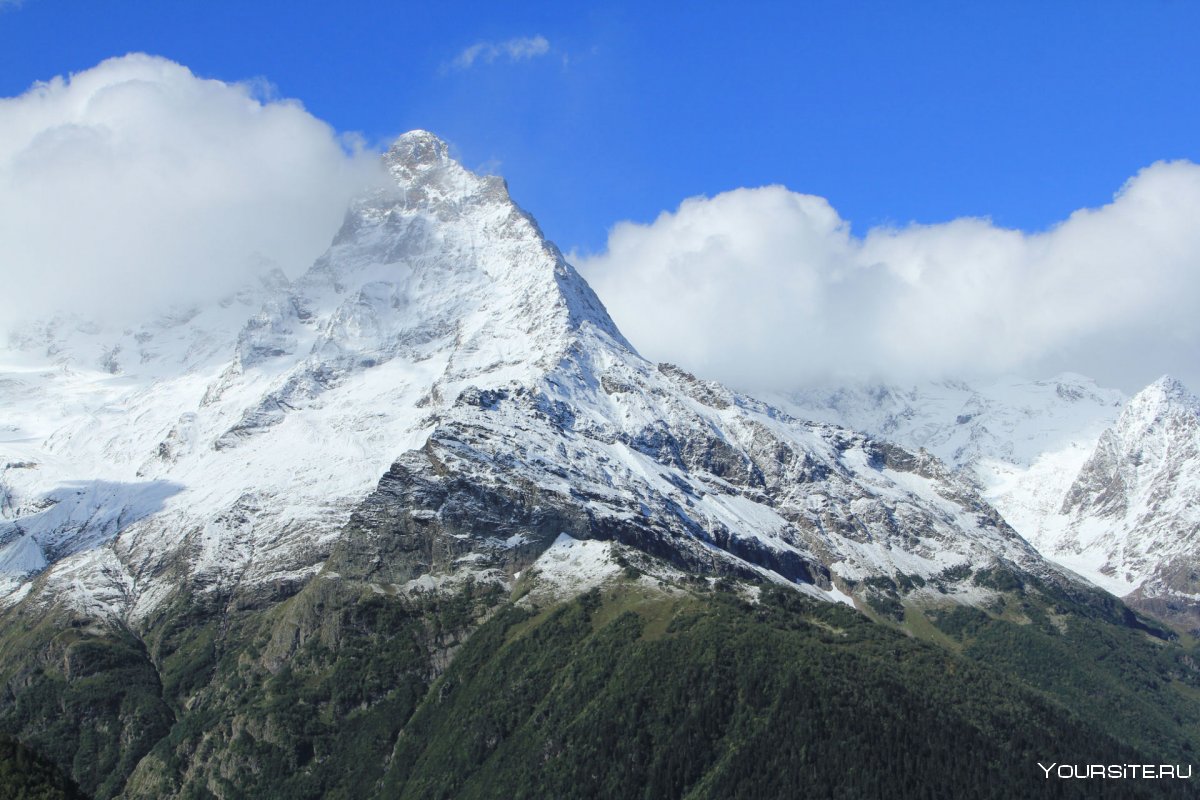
top-left (576, 163), bottom-right (1200, 393)
top-left (448, 35), bottom-right (550, 71)
top-left (0, 54), bottom-right (380, 324)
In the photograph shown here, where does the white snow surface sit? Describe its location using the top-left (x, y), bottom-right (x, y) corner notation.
top-left (777, 374), bottom-right (1200, 609)
top-left (525, 534), bottom-right (624, 599)
top-left (1035, 377), bottom-right (1200, 601)
top-left (1, 132), bottom-right (1075, 621)
top-left (775, 374), bottom-right (1125, 473)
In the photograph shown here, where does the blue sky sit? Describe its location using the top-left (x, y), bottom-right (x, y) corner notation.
top-left (4, 1), bottom-right (1198, 253)
top-left (2, 1), bottom-right (1198, 392)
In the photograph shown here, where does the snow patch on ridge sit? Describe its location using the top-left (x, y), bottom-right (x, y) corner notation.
top-left (525, 534), bottom-right (623, 599)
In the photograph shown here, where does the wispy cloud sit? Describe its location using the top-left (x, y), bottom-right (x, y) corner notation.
top-left (447, 35), bottom-right (550, 72)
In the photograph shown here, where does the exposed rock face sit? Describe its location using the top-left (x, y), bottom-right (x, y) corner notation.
top-left (1047, 377), bottom-right (1200, 630)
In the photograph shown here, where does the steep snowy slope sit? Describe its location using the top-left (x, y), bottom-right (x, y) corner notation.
top-left (1, 132), bottom-right (1087, 626)
top-left (0, 130), bottom-right (619, 614)
top-left (1034, 376), bottom-right (1200, 628)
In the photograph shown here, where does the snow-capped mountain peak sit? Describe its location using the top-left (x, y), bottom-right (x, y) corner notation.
top-left (375, 129), bottom-right (504, 217)
top-left (1110, 374), bottom-right (1200, 439)
top-left (0, 133), bottom-right (1092, 626)
top-left (1063, 375), bottom-right (1199, 518)
top-left (1, 130), bottom-right (629, 613)
top-left (386, 129), bottom-right (450, 166)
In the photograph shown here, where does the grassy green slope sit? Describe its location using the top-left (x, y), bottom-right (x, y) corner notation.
top-left (922, 601), bottom-right (1200, 764)
top-left (4, 570), bottom-right (1200, 798)
top-left (382, 585), bottom-right (1192, 799)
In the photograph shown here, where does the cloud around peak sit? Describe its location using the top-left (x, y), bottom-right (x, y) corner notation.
top-left (0, 53), bottom-right (381, 324)
top-left (576, 162), bottom-right (1200, 393)
top-left (4, 54), bottom-right (1194, 396)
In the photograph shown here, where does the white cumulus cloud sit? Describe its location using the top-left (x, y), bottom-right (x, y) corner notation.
top-left (448, 35), bottom-right (551, 71)
top-left (576, 163), bottom-right (1200, 393)
top-left (0, 53), bottom-right (381, 325)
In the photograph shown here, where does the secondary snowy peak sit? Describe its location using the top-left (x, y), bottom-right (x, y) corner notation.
top-left (1033, 375), bottom-right (1200, 629)
top-left (1063, 374), bottom-right (1200, 520)
top-left (1106, 375), bottom-right (1199, 442)
top-left (787, 372), bottom-right (1200, 633)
